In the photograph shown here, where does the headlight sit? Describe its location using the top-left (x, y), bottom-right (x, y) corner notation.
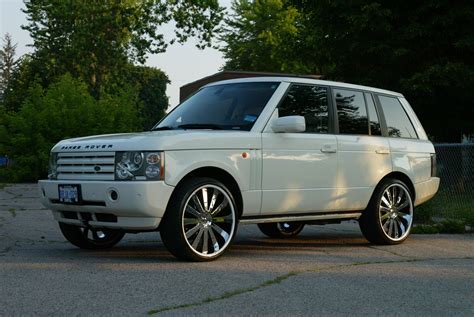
top-left (48, 153), bottom-right (58, 180)
top-left (115, 151), bottom-right (164, 181)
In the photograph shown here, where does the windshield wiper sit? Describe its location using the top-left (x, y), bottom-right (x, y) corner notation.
top-left (151, 125), bottom-right (174, 131)
top-left (177, 124), bottom-right (223, 130)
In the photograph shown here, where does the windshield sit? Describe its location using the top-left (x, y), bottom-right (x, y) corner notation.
top-left (153, 82), bottom-right (280, 131)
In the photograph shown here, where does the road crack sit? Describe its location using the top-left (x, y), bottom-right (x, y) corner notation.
top-left (365, 245), bottom-right (411, 258)
top-left (147, 256), bottom-right (474, 315)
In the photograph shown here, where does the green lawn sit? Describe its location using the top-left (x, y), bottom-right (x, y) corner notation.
top-left (414, 190), bottom-right (474, 233)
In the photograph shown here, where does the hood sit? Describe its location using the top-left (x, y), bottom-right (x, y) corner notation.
top-left (52, 130), bottom-right (260, 152)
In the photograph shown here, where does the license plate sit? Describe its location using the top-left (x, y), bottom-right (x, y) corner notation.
top-left (58, 185), bottom-right (81, 204)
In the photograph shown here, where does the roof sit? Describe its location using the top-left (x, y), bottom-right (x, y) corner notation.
top-left (204, 76), bottom-right (403, 97)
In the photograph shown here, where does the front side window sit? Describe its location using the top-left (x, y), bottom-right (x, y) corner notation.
top-left (378, 95), bottom-right (418, 139)
top-left (334, 88), bottom-right (369, 135)
top-left (278, 84), bottom-right (329, 133)
top-left (153, 82), bottom-right (279, 131)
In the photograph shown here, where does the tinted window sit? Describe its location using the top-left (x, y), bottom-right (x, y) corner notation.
top-left (154, 82), bottom-right (279, 131)
top-left (378, 96), bottom-right (417, 139)
top-left (334, 89), bottom-right (369, 135)
top-left (365, 93), bottom-right (382, 136)
top-left (278, 84), bottom-right (329, 133)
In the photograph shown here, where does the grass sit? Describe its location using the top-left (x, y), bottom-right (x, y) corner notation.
top-left (415, 191), bottom-right (474, 226)
top-left (412, 220), bottom-right (469, 234)
top-left (413, 189), bottom-right (473, 233)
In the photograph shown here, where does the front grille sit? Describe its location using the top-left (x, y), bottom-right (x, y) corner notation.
top-left (56, 152), bottom-right (115, 180)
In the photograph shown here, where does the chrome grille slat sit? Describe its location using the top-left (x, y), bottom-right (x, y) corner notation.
top-left (57, 173), bottom-right (115, 181)
top-left (57, 165), bottom-right (114, 173)
top-left (56, 152), bottom-right (115, 181)
top-left (57, 158), bottom-right (114, 165)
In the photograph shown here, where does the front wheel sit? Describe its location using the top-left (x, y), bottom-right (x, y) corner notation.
top-left (59, 222), bottom-right (125, 249)
top-left (258, 222), bottom-right (305, 238)
top-left (160, 177), bottom-right (238, 261)
top-left (359, 178), bottom-right (414, 245)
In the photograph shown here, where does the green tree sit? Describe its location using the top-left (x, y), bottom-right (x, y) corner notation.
top-left (221, 0), bottom-right (474, 141)
top-left (0, 33), bottom-right (18, 101)
top-left (220, 0), bottom-right (305, 73)
top-left (120, 65), bottom-right (170, 130)
top-left (22, 0), bottom-right (224, 97)
top-left (1, 55), bottom-right (37, 113)
top-left (2, 74), bottom-right (140, 181)
top-left (293, 0), bottom-right (474, 141)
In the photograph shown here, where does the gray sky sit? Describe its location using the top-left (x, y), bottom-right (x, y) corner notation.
top-left (0, 0), bottom-right (232, 108)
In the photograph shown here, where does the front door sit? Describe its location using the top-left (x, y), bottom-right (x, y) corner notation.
top-left (261, 84), bottom-right (339, 215)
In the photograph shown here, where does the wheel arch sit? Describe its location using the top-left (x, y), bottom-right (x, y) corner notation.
top-left (165, 166), bottom-right (243, 218)
top-left (375, 171), bottom-right (416, 202)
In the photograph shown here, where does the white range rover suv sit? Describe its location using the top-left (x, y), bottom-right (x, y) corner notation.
top-left (39, 77), bottom-right (439, 261)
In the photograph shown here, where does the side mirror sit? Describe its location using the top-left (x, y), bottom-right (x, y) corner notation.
top-left (271, 115), bottom-right (306, 133)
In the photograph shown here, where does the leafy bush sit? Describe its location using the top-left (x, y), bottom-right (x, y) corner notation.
top-left (1, 73), bottom-right (140, 182)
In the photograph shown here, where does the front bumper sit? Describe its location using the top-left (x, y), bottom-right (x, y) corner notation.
top-left (38, 180), bottom-right (175, 230)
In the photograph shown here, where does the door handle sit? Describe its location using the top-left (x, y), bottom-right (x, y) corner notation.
top-left (376, 148), bottom-right (390, 154)
top-left (321, 144), bottom-right (337, 153)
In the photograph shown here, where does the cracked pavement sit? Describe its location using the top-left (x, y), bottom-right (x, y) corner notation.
top-left (0, 184), bottom-right (473, 316)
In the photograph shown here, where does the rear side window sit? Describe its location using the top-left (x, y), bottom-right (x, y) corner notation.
top-left (365, 93), bottom-right (382, 136)
top-left (333, 88), bottom-right (369, 135)
top-left (378, 96), bottom-right (418, 139)
top-left (279, 84), bottom-right (329, 133)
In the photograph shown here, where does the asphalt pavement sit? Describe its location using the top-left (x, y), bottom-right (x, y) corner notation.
top-left (1, 184), bottom-right (473, 316)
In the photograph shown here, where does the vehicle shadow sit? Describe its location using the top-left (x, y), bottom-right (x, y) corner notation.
top-left (55, 230), bottom-right (370, 263)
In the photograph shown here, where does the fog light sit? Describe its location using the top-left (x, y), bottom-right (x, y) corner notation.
top-left (108, 189), bottom-right (119, 201)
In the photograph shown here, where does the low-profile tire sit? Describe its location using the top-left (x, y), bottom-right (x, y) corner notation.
top-left (160, 177), bottom-right (238, 261)
top-left (359, 178), bottom-right (414, 245)
top-left (59, 222), bottom-right (125, 249)
top-left (257, 222), bottom-right (305, 238)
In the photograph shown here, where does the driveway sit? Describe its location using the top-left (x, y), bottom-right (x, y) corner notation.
top-left (1, 184), bottom-right (473, 316)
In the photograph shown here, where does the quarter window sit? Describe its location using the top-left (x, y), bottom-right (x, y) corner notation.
top-left (378, 96), bottom-right (418, 139)
top-left (334, 89), bottom-right (369, 135)
top-left (278, 84), bottom-right (329, 133)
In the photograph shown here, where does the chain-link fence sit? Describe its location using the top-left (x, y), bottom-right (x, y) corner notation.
top-left (415, 143), bottom-right (474, 225)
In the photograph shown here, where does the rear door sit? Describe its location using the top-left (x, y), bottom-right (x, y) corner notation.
top-left (333, 89), bottom-right (392, 211)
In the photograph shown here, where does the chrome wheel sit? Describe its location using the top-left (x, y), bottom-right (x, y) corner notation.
top-left (276, 222), bottom-right (304, 236)
top-left (257, 221), bottom-right (304, 238)
top-left (58, 222), bottom-right (125, 249)
top-left (182, 184), bottom-right (236, 258)
top-left (379, 184), bottom-right (413, 241)
top-left (79, 228), bottom-right (112, 244)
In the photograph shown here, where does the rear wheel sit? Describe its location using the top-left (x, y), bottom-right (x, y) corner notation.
top-left (160, 177), bottom-right (238, 261)
top-left (359, 178), bottom-right (414, 245)
top-left (258, 222), bottom-right (305, 238)
top-left (59, 222), bottom-right (125, 249)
